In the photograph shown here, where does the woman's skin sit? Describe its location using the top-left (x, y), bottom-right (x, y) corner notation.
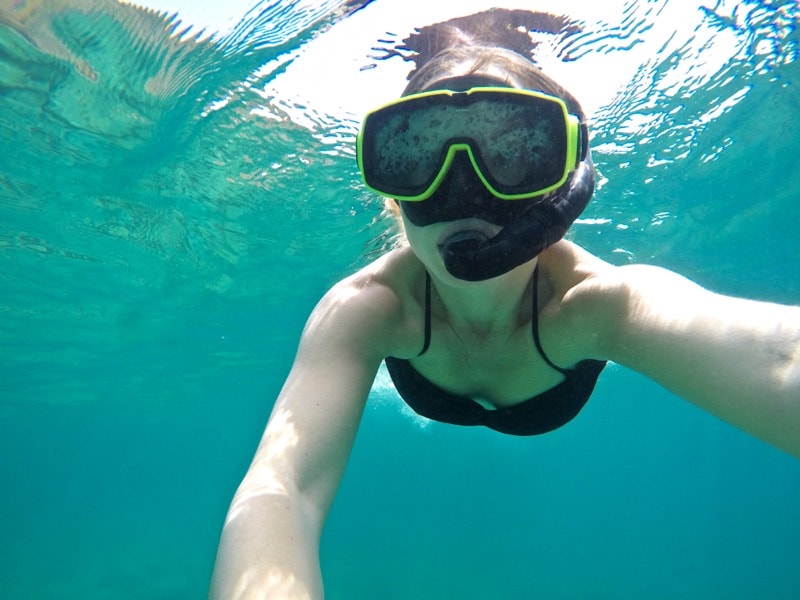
top-left (209, 64), bottom-right (800, 600)
top-left (209, 231), bottom-right (800, 599)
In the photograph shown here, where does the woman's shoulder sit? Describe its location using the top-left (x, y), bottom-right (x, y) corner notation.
top-left (333, 245), bottom-right (422, 306)
top-left (537, 240), bottom-right (695, 361)
top-left (537, 240), bottom-right (617, 313)
top-left (309, 246), bottom-right (426, 359)
top-left (538, 239), bottom-right (612, 284)
top-left (536, 240), bottom-right (621, 362)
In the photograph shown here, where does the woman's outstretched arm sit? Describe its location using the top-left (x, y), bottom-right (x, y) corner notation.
top-left (589, 263), bottom-right (800, 457)
top-left (209, 277), bottom-right (392, 599)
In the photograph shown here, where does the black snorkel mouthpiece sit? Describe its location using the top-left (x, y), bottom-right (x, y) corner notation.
top-left (442, 157), bottom-right (595, 281)
top-left (442, 209), bottom-right (554, 281)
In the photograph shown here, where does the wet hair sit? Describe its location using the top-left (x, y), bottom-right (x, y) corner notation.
top-left (398, 8), bottom-right (586, 119)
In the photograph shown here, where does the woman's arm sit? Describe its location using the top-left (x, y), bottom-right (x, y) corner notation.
top-left (588, 263), bottom-right (800, 458)
top-left (209, 277), bottom-right (394, 599)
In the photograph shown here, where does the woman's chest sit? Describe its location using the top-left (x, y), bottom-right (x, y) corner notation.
top-left (415, 325), bottom-right (565, 408)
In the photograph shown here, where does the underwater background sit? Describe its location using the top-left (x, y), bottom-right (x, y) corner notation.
top-left (1, 0), bottom-right (799, 597)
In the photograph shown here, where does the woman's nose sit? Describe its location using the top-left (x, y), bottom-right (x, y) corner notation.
top-left (439, 151), bottom-right (491, 204)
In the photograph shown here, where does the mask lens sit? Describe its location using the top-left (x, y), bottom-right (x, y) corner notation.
top-left (358, 88), bottom-right (575, 200)
top-left (473, 98), bottom-right (567, 192)
top-left (368, 105), bottom-right (452, 192)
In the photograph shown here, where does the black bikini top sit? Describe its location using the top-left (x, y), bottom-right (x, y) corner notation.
top-left (384, 267), bottom-right (606, 436)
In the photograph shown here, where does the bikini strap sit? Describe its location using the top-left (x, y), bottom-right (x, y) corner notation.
top-left (417, 271), bottom-right (432, 357)
top-left (531, 266), bottom-right (571, 376)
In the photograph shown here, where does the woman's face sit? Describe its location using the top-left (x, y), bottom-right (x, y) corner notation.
top-left (387, 52), bottom-right (590, 282)
top-left (395, 74), bottom-right (536, 280)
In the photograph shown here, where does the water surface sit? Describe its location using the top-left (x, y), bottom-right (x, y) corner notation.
top-left (1, 1), bottom-right (799, 597)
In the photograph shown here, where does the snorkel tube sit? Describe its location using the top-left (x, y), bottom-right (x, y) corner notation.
top-left (441, 156), bottom-right (595, 281)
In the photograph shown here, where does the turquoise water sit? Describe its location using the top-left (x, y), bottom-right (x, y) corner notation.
top-left (1, 0), bottom-right (799, 598)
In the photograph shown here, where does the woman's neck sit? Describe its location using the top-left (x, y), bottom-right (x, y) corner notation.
top-left (431, 259), bottom-right (538, 336)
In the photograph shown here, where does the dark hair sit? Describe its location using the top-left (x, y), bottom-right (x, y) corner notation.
top-left (398, 8), bottom-right (586, 119)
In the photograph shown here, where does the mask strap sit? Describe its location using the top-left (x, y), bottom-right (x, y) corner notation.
top-left (443, 157), bottom-right (595, 281)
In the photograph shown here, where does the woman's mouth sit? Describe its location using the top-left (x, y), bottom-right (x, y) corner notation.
top-left (444, 229), bottom-right (490, 244)
top-left (437, 221), bottom-right (501, 257)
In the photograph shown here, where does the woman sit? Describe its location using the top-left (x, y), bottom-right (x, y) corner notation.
top-left (210, 10), bottom-right (800, 599)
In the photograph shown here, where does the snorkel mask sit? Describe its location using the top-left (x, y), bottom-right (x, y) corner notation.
top-left (357, 86), bottom-right (594, 281)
